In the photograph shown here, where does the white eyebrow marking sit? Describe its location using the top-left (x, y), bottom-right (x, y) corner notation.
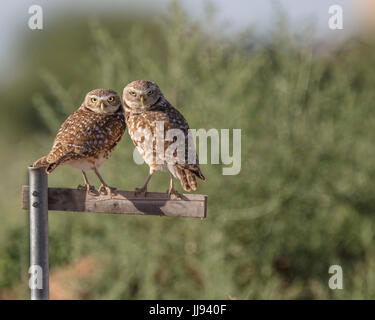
top-left (132, 88), bottom-right (153, 95)
top-left (100, 95), bottom-right (116, 100)
top-left (89, 95), bottom-right (117, 100)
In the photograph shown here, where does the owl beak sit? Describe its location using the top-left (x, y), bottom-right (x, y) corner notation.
top-left (100, 102), bottom-right (105, 111)
top-left (140, 96), bottom-right (144, 106)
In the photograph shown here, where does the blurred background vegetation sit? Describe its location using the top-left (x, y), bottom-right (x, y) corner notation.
top-left (1, 0), bottom-right (375, 299)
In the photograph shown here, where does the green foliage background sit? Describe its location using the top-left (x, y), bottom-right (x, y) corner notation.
top-left (1, 2), bottom-right (375, 299)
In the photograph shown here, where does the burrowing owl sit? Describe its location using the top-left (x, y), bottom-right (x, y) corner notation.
top-left (123, 80), bottom-right (205, 198)
top-left (33, 88), bottom-right (126, 196)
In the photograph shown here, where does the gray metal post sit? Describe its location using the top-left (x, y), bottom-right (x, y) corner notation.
top-left (28, 166), bottom-right (49, 300)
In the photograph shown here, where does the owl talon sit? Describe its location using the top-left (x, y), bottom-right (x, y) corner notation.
top-left (77, 184), bottom-right (97, 196)
top-left (99, 184), bottom-right (117, 197)
top-left (135, 187), bottom-right (147, 197)
top-left (167, 188), bottom-right (183, 200)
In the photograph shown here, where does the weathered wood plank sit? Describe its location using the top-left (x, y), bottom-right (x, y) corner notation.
top-left (22, 186), bottom-right (207, 219)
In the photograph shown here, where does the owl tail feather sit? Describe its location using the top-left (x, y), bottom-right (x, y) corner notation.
top-left (176, 166), bottom-right (206, 192)
top-left (33, 156), bottom-right (57, 174)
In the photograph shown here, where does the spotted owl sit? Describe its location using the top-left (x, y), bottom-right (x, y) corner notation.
top-left (123, 80), bottom-right (205, 198)
top-left (33, 88), bottom-right (126, 196)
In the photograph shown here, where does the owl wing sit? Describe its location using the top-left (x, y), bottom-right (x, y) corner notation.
top-left (156, 102), bottom-right (206, 191)
top-left (38, 109), bottom-right (125, 172)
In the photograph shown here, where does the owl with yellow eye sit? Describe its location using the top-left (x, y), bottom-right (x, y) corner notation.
top-left (123, 80), bottom-right (206, 198)
top-left (33, 88), bottom-right (126, 196)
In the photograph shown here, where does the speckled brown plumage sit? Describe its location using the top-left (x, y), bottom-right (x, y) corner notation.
top-left (123, 80), bottom-right (205, 198)
top-left (33, 88), bottom-right (126, 196)
top-left (35, 108), bottom-right (125, 172)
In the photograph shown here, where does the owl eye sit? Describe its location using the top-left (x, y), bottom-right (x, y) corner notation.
top-left (91, 98), bottom-right (98, 103)
top-left (129, 91), bottom-right (136, 97)
top-left (108, 96), bottom-right (115, 102)
top-left (147, 90), bottom-right (153, 96)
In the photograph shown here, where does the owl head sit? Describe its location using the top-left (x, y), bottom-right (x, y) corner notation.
top-left (83, 88), bottom-right (122, 114)
top-left (122, 80), bottom-right (162, 112)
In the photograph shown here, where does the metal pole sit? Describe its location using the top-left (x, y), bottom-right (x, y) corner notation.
top-left (28, 166), bottom-right (49, 300)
